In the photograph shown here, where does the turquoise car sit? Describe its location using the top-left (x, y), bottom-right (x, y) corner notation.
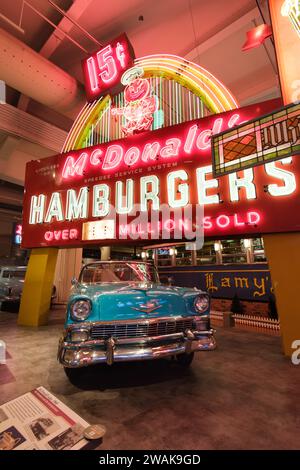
top-left (58, 261), bottom-right (216, 378)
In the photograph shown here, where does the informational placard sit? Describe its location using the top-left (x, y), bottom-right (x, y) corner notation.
top-left (0, 387), bottom-right (95, 450)
top-left (212, 102), bottom-right (300, 177)
top-left (82, 33), bottom-right (135, 102)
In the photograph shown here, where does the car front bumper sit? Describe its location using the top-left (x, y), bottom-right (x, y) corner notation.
top-left (0, 295), bottom-right (21, 303)
top-left (58, 320), bottom-right (216, 368)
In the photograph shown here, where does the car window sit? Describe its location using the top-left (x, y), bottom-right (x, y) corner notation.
top-left (1, 270), bottom-right (25, 280)
top-left (80, 263), bottom-right (158, 284)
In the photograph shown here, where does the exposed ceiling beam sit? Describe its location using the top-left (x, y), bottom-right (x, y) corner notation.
top-left (18, 0), bottom-right (94, 112)
top-left (0, 27), bottom-right (85, 119)
top-left (0, 103), bottom-right (67, 152)
top-left (185, 7), bottom-right (260, 60)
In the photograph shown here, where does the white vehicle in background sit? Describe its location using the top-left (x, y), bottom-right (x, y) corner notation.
top-left (0, 266), bottom-right (57, 312)
top-left (0, 266), bottom-right (26, 311)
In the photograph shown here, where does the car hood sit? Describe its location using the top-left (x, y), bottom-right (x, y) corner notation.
top-left (69, 282), bottom-right (201, 322)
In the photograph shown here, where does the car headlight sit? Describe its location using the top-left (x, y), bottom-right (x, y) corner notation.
top-left (0, 286), bottom-right (11, 296)
top-left (70, 299), bottom-right (91, 321)
top-left (194, 294), bottom-right (209, 313)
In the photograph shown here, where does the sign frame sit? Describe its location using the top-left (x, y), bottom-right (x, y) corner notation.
top-left (21, 98), bottom-right (300, 250)
top-left (81, 33), bottom-right (135, 102)
top-left (211, 102), bottom-right (300, 177)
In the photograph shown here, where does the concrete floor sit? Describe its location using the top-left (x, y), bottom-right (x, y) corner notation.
top-left (0, 308), bottom-right (299, 450)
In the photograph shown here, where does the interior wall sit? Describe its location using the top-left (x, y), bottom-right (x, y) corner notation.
top-left (0, 218), bottom-right (12, 257)
top-left (54, 248), bottom-right (83, 303)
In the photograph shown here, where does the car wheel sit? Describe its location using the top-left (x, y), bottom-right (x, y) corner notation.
top-left (176, 352), bottom-right (194, 367)
top-left (64, 367), bottom-right (87, 383)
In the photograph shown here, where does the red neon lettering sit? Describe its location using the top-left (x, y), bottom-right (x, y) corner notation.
top-left (54, 231), bottom-right (61, 240)
top-left (90, 149), bottom-right (103, 165)
top-left (160, 138), bottom-right (181, 158)
top-left (44, 229), bottom-right (79, 242)
top-left (196, 130), bottom-right (212, 150)
top-left (212, 118), bottom-right (223, 135)
top-left (60, 112), bottom-right (249, 179)
top-left (178, 219), bottom-right (190, 230)
top-left (184, 125), bottom-right (197, 154)
top-left (97, 45), bottom-right (117, 84)
top-left (116, 42), bottom-right (126, 68)
top-left (62, 230), bottom-right (69, 240)
top-left (70, 229), bottom-right (78, 239)
top-left (228, 113), bottom-right (240, 128)
top-left (142, 142), bottom-right (160, 162)
top-left (86, 57), bottom-right (98, 92)
top-left (102, 145), bottom-right (123, 170)
top-left (62, 153), bottom-right (88, 179)
top-left (247, 211), bottom-right (260, 225)
top-left (196, 118), bottom-right (224, 150)
top-left (203, 216), bottom-right (213, 229)
top-left (234, 214), bottom-right (245, 226)
top-left (16, 224), bottom-right (22, 235)
top-left (124, 147), bottom-right (140, 166)
top-left (135, 224), bottom-right (144, 234)
top-left (216, 215), bottom-right (230, 228)
top-left (119, 225), bottom-right (129, 236)
top-left (164, 219), bottom-right (175, 231)
top-left (44, 231), bottom-right (53, 241)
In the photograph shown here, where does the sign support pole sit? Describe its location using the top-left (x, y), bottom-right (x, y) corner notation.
top-left (263, 0), bottom-right (300, 356)
top-left (18, 248), bottom-right (58, 326)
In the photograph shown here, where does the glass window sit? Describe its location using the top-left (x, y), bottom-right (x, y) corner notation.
top-left (157, 248), bottom-right (172, 266)
top-left (2, 270), bottom-right (25, 279)
top-left (196, 241), bottom-right (217, 265)
top-left (175, 245), bottom-right (191, 265)
top-left (253, 237), bottom-right (266, 262)
top-left (80, 262), bottom-right (159, 284)
top-left (220, 239), bottom-right (247, 264)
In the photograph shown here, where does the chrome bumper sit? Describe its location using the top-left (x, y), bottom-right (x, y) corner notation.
top-left (58, 326), bottom-right (216, 368)
top-left (0, 295), bottom-right (20, 302)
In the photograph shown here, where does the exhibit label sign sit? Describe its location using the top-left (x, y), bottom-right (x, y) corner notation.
top-left (212, 102), bottom-right (300, 177)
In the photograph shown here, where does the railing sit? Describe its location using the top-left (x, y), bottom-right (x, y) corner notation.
top-left (233, 314), bottom-right (280, 335)
top-left (210, 311), bottom-right (280, 335)
top-left (210, 311), bottom-right (224, 326)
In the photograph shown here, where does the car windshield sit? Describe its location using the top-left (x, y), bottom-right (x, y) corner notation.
top-left (2, 270), bottom-right (25, 280)
top-left (80, 263), bottom-right (159, 284)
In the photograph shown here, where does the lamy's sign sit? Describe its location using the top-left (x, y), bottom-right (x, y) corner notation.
top-left (21, 98), bottom-right (300, 249)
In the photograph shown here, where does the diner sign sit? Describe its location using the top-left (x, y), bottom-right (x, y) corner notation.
top-left (21, 97), bottom-right (300, 249)
top-left (212, 102), bottom-right (300, 177)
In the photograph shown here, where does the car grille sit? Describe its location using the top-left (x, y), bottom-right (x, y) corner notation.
top-left (90, 318), bottom-right (195, 340)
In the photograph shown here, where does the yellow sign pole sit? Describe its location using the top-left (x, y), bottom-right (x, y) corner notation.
top-left (18, 248), bottom-right (58, 326)
top-left (264, 0), bottom-right (300, 355)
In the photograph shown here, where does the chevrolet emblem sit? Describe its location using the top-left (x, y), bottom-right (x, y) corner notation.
top-left (131, 300), bottom-right (161, 314)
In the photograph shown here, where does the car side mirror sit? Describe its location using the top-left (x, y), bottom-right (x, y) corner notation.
top-left (71, 277), bottom-right (78, 286)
